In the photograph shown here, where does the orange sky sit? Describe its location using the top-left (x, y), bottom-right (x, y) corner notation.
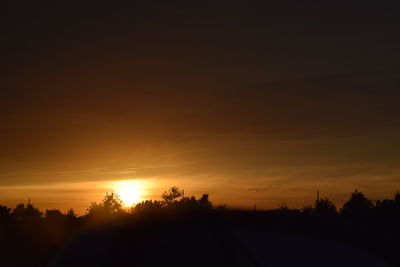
top-left (1, 2), bottom-right (400, 214)
top-left (1, 130), bottom-right (400, 214)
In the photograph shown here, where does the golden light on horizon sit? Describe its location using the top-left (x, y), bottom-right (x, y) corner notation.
top-left (112, 180), bottom-right (147, 207)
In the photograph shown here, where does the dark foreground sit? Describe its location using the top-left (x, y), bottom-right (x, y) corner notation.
top-left (52, 223), bottom-right (388, 267)
top-left (1, 211), bottom-right (398, 267)
top-left (1, 190), bottom-right (400, 266)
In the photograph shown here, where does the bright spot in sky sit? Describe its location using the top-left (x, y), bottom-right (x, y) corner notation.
top-left (113, 180), bottom-right (145, 207)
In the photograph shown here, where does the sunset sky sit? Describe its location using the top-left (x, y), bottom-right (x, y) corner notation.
top-left (1, 1), bottom-right (400, 214)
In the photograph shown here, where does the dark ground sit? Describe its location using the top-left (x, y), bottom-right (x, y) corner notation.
top-left (51, 225), bottom-right (389, 267)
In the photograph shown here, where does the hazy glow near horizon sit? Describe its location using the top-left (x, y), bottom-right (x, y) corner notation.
top-left (112, 180), bottom-right (147, 207)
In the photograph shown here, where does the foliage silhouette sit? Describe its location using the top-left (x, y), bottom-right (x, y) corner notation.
top-left (314, 197), bottom-right (337, 216)
top-left (0, 188), bottom-right (400, 266)
top-left (66, 208), bottom-right (77, 218)
top-left (12, 203), bottom-right (43, 223)
top-left (133, 200), bottom-right (163, 214)
top-left (133, 187), bottom-right (212, 217)
top-left (46, 209), bottom-right (64, 220)
top-left (0, 205), bottom-right (11, 218)
top-left (394, 192), bottom-right (400, 204)
top-left (86, 192), bottom-right (124, 219)
top-left (341, 190), bottom-right (374, 219)
top-left (161, 186), bottom-right (184, 205)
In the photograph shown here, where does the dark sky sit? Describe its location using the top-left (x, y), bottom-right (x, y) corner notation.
top-left (1, 1), bottom-right (400, 211)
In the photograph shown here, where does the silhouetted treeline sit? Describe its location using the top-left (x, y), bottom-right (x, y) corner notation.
top-left (1, 188), bottom-right (399, 266)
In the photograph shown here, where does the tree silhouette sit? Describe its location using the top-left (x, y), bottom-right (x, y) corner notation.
top-left (341, 190), bottom-right (373, 218)
top-left (301, 205), bottom-right (313, 215)
top-left (66, 208), bottom-right (77, 218)
top-left (161, 186), bottom-right (183, 205)
top-left (0, 205), bottom-right (11, 226)
top-left (314, 197), bottom-right (337, 216)
top-left (133, 200), bottom-right (163, 214)
top-left (0, 205), bottom-right (11, 218)
top-left (1, 187), bottom-right (400, 266)
top-left (87, 192), bottom-right (124, 218)
top-left (198, 194), bottom-right (212, 209)
top-left (45, 209), bottom-right (63, 219)
top-left (394, 192), bottom-right (400, 206)
top-left (278, 201), bottom-right (289, 211)
top-left (12, 203), bottom-right (42, 223)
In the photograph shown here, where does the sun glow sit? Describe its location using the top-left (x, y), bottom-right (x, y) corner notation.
top-left (113, 180), bottom-right (146, 207)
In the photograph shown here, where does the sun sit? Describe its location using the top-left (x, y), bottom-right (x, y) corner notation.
top-left (113, 180), bottom-right (145, 207)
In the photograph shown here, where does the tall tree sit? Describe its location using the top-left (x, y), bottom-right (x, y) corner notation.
top-left (341, 190), bottom-right (373, 218)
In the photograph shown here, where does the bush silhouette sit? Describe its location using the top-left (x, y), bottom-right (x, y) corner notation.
top-left (314, 197), bottom-right (337, 216)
